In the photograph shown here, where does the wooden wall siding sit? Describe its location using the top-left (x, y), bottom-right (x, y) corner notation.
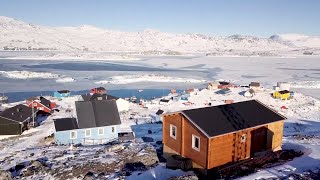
top-left (207, 129), bottom-right (252, 169)
top-left (267, 120), bottom-right (284, 150)
top-left (181, 116), bottom-right (208, 169)
top-left (163, 114), bottom-right (183, 154)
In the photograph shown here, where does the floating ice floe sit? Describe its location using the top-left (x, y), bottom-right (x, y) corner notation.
top-left (0, 70), bottom-right (75, 83)
top-left (55, 77), bottom-right (76, 83)
top-left (0, 70), bottom-right (60, 79)
top-left (95, 74), bottom-right (206, 84)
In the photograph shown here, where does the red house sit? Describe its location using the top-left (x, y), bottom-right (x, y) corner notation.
top-left (26, 97), bottom-right (56, 114)
top-left (90, 87), bottom-right (107, 94)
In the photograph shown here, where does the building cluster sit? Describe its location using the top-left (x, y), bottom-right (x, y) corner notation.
top-left (0, 83), bottom-right (289, 173)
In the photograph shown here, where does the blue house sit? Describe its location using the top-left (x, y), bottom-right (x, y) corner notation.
top-left (53, 100), bottom-right (121, 145)
top-left (215, 88), bottom-right (231, 95)
top-left (54, 90), bottom-right (71, 99)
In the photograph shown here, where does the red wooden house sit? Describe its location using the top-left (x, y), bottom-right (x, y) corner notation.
top-left (90, 87), bottom-right (107, 94)
top-left (26, 97), bottom-right (56, 114)
top-left (162, 100), bottom-right (285, 172)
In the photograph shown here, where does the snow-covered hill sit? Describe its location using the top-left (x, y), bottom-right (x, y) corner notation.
top-left (0, 16), bottom-right (319, 56)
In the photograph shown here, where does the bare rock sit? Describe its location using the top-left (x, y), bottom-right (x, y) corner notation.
top-left (0, 170), bottom-right (13, 180)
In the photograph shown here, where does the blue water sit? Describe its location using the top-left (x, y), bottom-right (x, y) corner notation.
top-left (4, 89), bottom-right (184, 103)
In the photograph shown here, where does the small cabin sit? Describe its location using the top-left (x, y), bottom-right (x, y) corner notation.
top-left (0, 104), bottom-right (38, 135)
top-left (90, 87), bottom-right (107, 95)
top-left (54, 90), bottom-right (71, 99)
top-left (273, 90), bottom-right (290, 100)
top-left (26, 96), bottom-right (56, 114)
top-left (54, 100), bottom-right (121, 145)
top-left (162, 100), bottom-right (285, 171)
top-left (249, 82), bottom-right (261, 91)
top-left (244, 89), bottom-right (255, 97)
top-left (159, 99), bottom-right (170, 105)
top-left (218, 81), bottom-right (234, 89)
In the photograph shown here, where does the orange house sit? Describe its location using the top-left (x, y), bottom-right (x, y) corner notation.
top-left (162, 100), bottom-right (285, 171)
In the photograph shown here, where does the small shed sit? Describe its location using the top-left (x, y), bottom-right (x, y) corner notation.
top-left (244, 89), bottom-right (255, 97)
top-left (249, 82), bottom-right (261, 91)
top-left (54, 100), bottom-right (121, 145)
top-left (159, 99), bottom-right (170, 105)
top-left (26, 96), bottom-right (56, 114)
top-left (54, 90), bottom-right (71, 99)
top-left (162, 100), bottom-right (286, 170)
top-left (90, 87), bottom-right (107, 95)
top-left (273, 90), bottom-right (290, 100)
top-left (0, 104), bottom-right (38, 135)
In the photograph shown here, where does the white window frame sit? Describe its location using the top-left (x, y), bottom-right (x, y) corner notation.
top-left (192, 134), bottom-right (200, 152)
top-left (170, 124), bottom-right (177, 139)
top-left (70, 131), bottom-right (77, 139)
top-left (98, 128), bottom-right (104, 135)
top-left (85, 129), bottom-right (91, 137)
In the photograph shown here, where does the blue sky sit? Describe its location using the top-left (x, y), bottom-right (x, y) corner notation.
top-left (0, 0), bottom-right (319, 37)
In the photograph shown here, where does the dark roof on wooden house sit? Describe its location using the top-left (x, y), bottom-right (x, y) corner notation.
top-left (54, 100), bottom-right (121, 132)
top-left (0, 104), bottom-right (37, 124)
top-left (75, 100), bottom-right (121, 129)
top-left (219, 81), bottom-right (230, 85)
top-left (250, 82), bottom-right (260, 87)
top-left (57, 90), bottom-right (70, 94)
top-left (40, 97), bottom-right (51, 109)
top-left (160, 99), bottom-right (170, 103)
top-left (81, 93), bottom-right (119, 101)
top-left (278, 90), bottom-right (290, 94)
top-left (156, 109), bottom-right (164, 115)
top-left (96, 87), bottom-right (106, 91)
top-left (54, 118), bottom-right (78, 131)
top-left (181, 100), bottom-right (286, 137)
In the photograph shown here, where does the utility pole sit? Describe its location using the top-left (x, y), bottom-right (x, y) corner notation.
top-left (32, 101), bottom-right (35, 127)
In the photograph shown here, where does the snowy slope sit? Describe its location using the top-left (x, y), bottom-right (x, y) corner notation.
top-left (271, 34), bottom-right (320, 48)
top-left (1, 16), bottom-right (319, 55)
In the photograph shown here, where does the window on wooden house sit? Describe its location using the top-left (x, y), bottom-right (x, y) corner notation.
top-left (111, 127), bottom-right (115, 133)
top-left (33, 103), bottom-right (37, 106)
top-left (70, 131), bottom-right (77, 139)
top-left (85, 129), bottom-right (91, 137)
top-left (98, 128), bottom-right (104, 135)
top-left (192, 134), bottom-right (200, 151)
top-left (170, 124), bottom-right (177, 139)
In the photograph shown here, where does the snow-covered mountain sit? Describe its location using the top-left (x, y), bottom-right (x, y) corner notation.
top-left (0, 16), bottom-right (319, 55)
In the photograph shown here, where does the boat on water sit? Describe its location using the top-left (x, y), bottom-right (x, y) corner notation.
top-left (138, 89), bottom-right (143, 92)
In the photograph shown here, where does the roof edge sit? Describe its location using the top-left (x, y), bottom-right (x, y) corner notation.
top-left (180, 112), bottom-right (211, 138)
